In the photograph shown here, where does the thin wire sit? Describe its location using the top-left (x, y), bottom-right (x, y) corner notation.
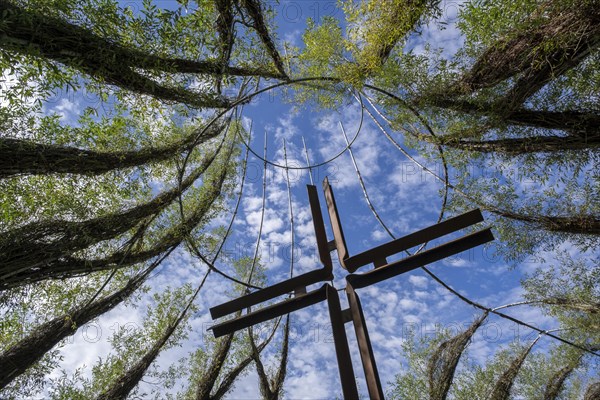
top-left (211, 123), bottom-right (253, 264)
top-left (155, 140), bottom-right (261, 373)
top-left (283, 139), bottom-right (295, 278)
top-left (247, 130), bottom-right (269, 287)
top-left (182, 116), bottom-right (261, 290)
top-left (302, 136), bottom-right (314, 185)
top-left (82, 217), bottom-right (154, 308)
top-left (339, 120), bottom-right (396, 241)
top-left (358, 93), bottom-right (447, 255)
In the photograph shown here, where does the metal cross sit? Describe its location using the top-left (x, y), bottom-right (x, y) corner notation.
top-left (209, 177), bottom-right (494, 399)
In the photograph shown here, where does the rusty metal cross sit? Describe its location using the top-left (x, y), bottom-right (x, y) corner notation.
top-left (209, 177), bottom-right (494, 399)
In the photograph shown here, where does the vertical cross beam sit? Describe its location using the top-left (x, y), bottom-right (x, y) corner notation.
top-left (326, 285), bottom-right (360, 398)
top-left (346, 283), bottom-right (384, 399)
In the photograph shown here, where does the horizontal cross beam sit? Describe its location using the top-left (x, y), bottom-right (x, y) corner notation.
top-left (344, 209), bottom-right (484, 271)
top-left (211, 284), bottom-right (329, 338)
top-left (346, 228), bottom-right (494, 289)
top-left (210, 268), bottom-right (332, 320)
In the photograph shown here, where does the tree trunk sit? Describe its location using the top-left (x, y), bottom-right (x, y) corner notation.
top-left (239, 0), bottom-right (288, 79)
top-left (0, 120), bottom-right (224, 178)
top-left (486, 337), bottom-right (540, 400)
top-left (444, 133), bottom-right (600, 154)
top-left (0, 138), bottom-right (224, 280)
top-left (194, 334), bottom-right (235, 399)
top-left (450, 0), bottom-right (600, 109)
top-left (425, 99), bottom-right (600, 138)
top-left (540, 297), bottom-right (600, 314)
top-left (358, 0), bottom-right (429, 75)
top-left (249, 315), bottom-right (290, 400)
top-left (214, 0), bottom-right (235, 92)
top-left (583, 382), bottom-right (600, 400)
top-left (0, 139), bottom-right (235, 290)
top-left (429, 312), bottom-right (489, 400)
top-left (494, 213), bottom-right (600, 235)
top-left (95, 281), bottom-right (200, 400)
top-left (0, 2), bottom-right (262, 108)
top-left (0, 266), bottom-right (156, 389)
top-left (543, 355), bottom-right (582, 400)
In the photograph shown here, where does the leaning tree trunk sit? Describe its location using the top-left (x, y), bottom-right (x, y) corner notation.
top-left (239, 0), bottom-right (288, 79)
top-left (543, 353), bottom-right (583, 400)
top-left (214, 0), bottom-right (235, 92)
top-left (424, 99), bottom-right (600, 138)
top-left (429, 311), bottom-right (489, 400)
top-left (193, 321), bottom-right (277, 400)
top-left (0, 262), bottom-right (160, 389)
top-left (583, 382), bottom-right (600, 400)
top-left (194, 333), bottom-right (236, 399)
top-left (540, 298), bottom-right (600, 314)
top-left (0, 1), bottom-right (284, 79)
top-left (0, 137), bottom-right (235, 290)
top-left (0, 137), bottom-right (224, 280)
top-left (95, 276), bottom-right (203, 400)
top-left (441, 133), bottom-right (600, 154)
top-left (358, 0), bottom-right (430, 75)
top-left (486, 336), bottom-right (541, 400)
top-left (0, 1), bottom-right (234, 108)
top-left (208, 350), bottom-right (265, 400)
top-left (449, 0), bottom-right (600, 109)
top-left (249, 315), bottom-right (290, 400)
top-left (489, 212), bottom-right (600, 236)
top-left (0, 119), bottom-right (225, 178)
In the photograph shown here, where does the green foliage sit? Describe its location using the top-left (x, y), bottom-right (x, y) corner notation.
top-left (389, 329), bottom-right (591, 400)
top-left (1, 0), bottom-right (599, 397)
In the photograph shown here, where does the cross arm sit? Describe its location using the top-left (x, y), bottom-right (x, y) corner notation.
top-left (344, 209), bottom-right (485, 271)
top-left (210, 284), bottom-right (330, 337)
top-left (209, 268), bottom-right (333, 320)
top-left (346, 228), bottom-right (494, 289)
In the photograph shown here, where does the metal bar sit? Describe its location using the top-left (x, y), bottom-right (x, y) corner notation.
top-left (283, 139), bottom-right (295, 278)
top-left (345, 209), bottom-right (484, 270)
top-left (322, 177), bottom-right (350, 268)
top-left (326, 285), bottom-right (360, 399)
top-left (211, 284), bottom-right (329, 337)
top-left (302, 136), bottom-right (314, 185)
top-left (346, 284), bottom-right (384, 400)
top-left (347, 228), bottom-right (494, 289)
top-left (307, 185), bottom-right (334, 272)
top-left (210, 269), bottom-right (331, 319)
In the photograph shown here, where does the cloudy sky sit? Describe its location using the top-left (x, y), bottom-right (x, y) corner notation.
top-left (37, 0), bottom-right (586, 398)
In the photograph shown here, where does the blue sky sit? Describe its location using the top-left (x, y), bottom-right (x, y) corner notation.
top-left (23, 0), bottom-right (597, 398)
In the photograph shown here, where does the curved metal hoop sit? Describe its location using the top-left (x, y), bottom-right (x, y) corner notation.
top-left (235, 91), bottom-right (366, 170)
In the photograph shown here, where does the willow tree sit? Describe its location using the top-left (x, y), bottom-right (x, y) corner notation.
top-left (1, 0), bottom-right (599, 397)
top-left (0, 0), bottom-right (284, 396)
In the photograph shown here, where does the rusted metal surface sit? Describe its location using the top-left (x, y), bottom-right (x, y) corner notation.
top-left (211, 284), bottom-right (329, 337)
top-left (326, 285), bottom-right (360, 398)
top-left (346, 228), bottom-right (494, 289)
top-left (344, 209), bottom-right (485, 270)
top-left (210, 268), bottom-right (330, 320)
top-left (346, 284), bottom-right (384, 399)
top-left (308, 184), bottom-right (335, 271)
top-left (322, 177), bottom-right (351, 269)
top-left (210, 184), bottom-right (334, 320)
top-left (323, 177), bottom-right (486, 272)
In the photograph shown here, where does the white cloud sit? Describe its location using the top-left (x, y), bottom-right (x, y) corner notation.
top-left (408, 275), bottom-right (429, 289)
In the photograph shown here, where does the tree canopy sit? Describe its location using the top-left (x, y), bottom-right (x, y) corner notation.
top-left (1, 0), bottom-right (598, 397)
